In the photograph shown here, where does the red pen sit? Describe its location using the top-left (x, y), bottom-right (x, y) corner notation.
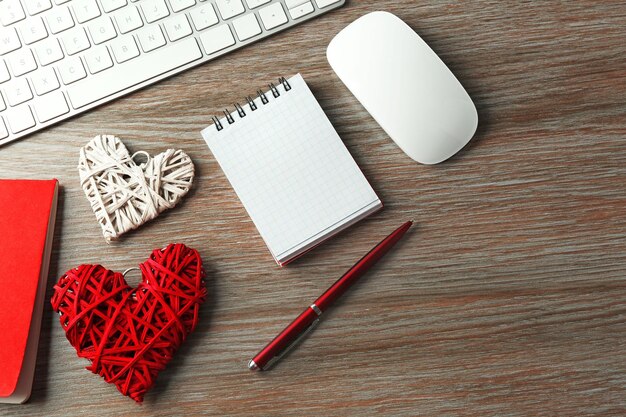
top-left (249, 220), bottom-right (413, 371)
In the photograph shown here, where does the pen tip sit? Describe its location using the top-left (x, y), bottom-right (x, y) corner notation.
top-left (248, 360), bottom-right (259, 371)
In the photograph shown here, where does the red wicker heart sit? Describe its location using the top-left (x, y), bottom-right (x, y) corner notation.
top-left (51, 244), bottom-right (207, 403)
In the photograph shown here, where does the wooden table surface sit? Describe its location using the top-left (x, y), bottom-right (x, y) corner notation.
top-left (1, 1), bottom-right (625, 416)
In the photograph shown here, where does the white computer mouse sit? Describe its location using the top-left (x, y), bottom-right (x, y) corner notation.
top-left (327, 11), bottom-right (478, 165)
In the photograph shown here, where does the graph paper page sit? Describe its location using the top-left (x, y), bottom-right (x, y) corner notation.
top-left (202, 74), bottom-right (381, 263)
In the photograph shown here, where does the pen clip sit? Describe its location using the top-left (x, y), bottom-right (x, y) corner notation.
top-left (264, 317), bottom-right (321, 370)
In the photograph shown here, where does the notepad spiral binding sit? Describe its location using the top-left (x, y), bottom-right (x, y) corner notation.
top-left (212, 77), bottom-right (292, 132)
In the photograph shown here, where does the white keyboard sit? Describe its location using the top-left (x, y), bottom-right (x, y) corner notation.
top-left (0, 0), bottom-right (344, 146)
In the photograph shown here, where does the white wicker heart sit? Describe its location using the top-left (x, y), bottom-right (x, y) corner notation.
top-left (78, 135), bottom-right (195, 242)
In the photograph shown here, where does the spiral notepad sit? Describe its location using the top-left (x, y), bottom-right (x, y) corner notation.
top-left (201, 74), bottom-right (382, 265)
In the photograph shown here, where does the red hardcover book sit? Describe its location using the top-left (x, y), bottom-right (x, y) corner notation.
top-left (0, 179), bottom-right (59, 404)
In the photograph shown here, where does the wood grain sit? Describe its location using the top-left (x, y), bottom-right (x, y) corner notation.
top-left (1, 1), bottom-right (626, 416)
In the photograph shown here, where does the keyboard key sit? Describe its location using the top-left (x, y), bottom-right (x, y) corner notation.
top-left (0, 28), bottom-right (22, 56)
top-left (259, 3), bottom-right (288, 30)
top-left (66, 38), bottom-right (202, 109)
top-left (46, 7), bottom-right (75, 34)
top-left (0, 95), bottom-right (5, 111)
top-left (189, 3), bottom-right (219, 31)
top-left (34, 90), bottom-right (69, 122)
top-left (141, 0), bottom-right (170, 23)
top-left (25, 0), bottom-right (53, 16)
top-left (31, 66), bottom-right (60, 95)
top-left (245, 0), bottom-right (271, 9)
top-left (285, 0), bottom-right (307, 7)
top-left (314, 0), bottom-right (341, 8)
top-left (136, 25), bottom-right (166, 52)
top-left (0, 62), bottom-right (10, 83)
top-left (73, 0), bottom-right (101, 24)
top-left (101, 0), bottom-right (128, 13)
top-left (6, 105), bottom-right (36, 133)
top-left (198, 25), bottom-right (235, 55)
top-left (288, 2), bottom-right (314, 19)
top-left (0, 119), bottom-right (7, 139)
top-left (84, 45), bottom-right (113, 73)
top-left (5, 78), bottom-right (33, 106)
top-left (168, 0), bottom-right (195, 12)
top-left (216, 0), bottom-right (245, 20)
top-left (34, 38), bottom-right (64, 66)
top-left (60, 27), bottom-right (91, 55)
top-left (87, 16), bottom-right (117, 44)
top-left (233, 14), bottom-right (262, 41)
top-left (113, 6), bottom-right (143, 34)
top-left (19, 17), bottom-right (49, 45)
top-left (58, 56), bottom-right (87, 84)
top-left (163, 15), bottom-right (193, 42)
top-left (0, 0), bottom-right (26, 26)
top-left (110, 36), bottom-right (140, 63)
top-left (7, 48), bottom-right (38, 76)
